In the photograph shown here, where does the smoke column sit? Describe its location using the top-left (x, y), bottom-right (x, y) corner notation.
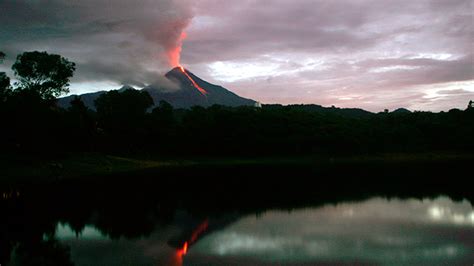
top-left (0, 0), bottom-right (196, 84)
top-left (168, 32), bottom-right (187, 67)
top-left (151, 0), bottom-right (195, 68)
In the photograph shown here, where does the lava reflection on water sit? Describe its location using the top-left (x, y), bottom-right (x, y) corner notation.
top-left (178, 241), bottom-right (187, 256)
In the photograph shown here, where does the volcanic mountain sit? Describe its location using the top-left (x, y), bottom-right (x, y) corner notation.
top-left (58, 67), bottom-right (257, 109)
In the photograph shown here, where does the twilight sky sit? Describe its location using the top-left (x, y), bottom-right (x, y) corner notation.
top-left (1, 0), bottom-right (473, 111)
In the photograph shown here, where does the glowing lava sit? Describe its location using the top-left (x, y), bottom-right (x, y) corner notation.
top-left (169, 30), bottom-right (207, 96)
top-left (179, 66), bottom-right (208, 95)
top-left (176, 219), bottom-right (209, 258)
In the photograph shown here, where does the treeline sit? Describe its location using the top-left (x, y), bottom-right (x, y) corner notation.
top-left (1, 51), bottom-right (473, 157)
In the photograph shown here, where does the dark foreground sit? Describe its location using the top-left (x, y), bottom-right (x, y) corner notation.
top-left (1, 154), bottom-right (473, 265)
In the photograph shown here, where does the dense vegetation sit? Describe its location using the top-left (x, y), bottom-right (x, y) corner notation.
top-left (1, 51), bottom-right (473, 266)
top-left (1, 51), bottom-right (473, 158)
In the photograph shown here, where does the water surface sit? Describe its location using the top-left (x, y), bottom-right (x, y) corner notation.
top-left (53, 196), bottom-right (474, 266)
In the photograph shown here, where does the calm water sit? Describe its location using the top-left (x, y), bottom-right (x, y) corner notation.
top-left (48, 196), bottom-right (474, 266)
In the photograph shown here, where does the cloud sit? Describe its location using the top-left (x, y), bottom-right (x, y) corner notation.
top-left (436, 89), bottom-right (473, 95)
top-left (1, 0), bottom-right (472, 111)
top-left (0, 0), bottom-right (194, 88)
top-left (181, 0), bottom-right (473, 111)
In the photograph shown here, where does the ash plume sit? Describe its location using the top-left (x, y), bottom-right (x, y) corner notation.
top-left (0, 0), bottom-right (194, 86)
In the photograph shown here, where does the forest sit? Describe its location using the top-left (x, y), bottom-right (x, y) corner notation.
top-left (1, 51), bottom-right (474, 265)
top-left (0, 50), bottom-right (473, 165)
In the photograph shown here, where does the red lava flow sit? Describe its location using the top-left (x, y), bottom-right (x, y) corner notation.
top-left (179, 66), bottom-right (208, 95)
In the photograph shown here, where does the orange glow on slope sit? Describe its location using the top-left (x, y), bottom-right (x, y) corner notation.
top-left (190, 219), bottom-right (209, 244)
top-left (169, 32), bottom-right (187, 67)
top-left (175, 219), bottom-right (209, 258)
top-left (179, 66), bottom-right (208, 95)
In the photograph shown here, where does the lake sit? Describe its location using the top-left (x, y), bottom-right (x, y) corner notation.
top-left (1, 166), bottom-right (473, 266)
top-left (37, 196), bottom-right (474, 266)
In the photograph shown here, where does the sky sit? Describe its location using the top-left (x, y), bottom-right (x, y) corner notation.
top-left (0, 0), bottom-right (473, 111)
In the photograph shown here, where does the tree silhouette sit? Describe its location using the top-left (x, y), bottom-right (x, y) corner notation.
top-left (95, 89), bottom-right (153, 119)
top-left (148, 100), bottom-right (177, 147)
top-left (12, 51), bottom-right (75, 100)
top-left (0, 51), bottom-right (10, 101)
top-left (0, 72), bottom-right (10, 101)
top-left (151, 100), bottom-right (174, 126)
top-left (66, 96), bottom-right (96, 149)
top-left (10, 239), bottom-right (74, 266)
top-left (95, 89), bottom-right (153, 136)
top-left (68, 95), bottom-right (89, 113)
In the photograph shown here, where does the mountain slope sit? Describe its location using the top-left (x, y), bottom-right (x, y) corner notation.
top-left (58, 67), bottom-right (257, 110)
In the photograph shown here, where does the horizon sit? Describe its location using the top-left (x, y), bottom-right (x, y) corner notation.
top-left (59, 79), bottom-right (467, 114)
top-left (58, 65), bottom-right (470, 113)
top-left (1, 0), bottom-right (473, 112)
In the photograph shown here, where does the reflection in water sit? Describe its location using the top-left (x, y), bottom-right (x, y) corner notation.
top-left (178, 242), bottom-right (188, 256)
top-left (56, 224), bottom-right (104, 240)
top-left (189, 219), bottom-right (209, 244)
top-left (188, 197), bottom-right (474, 265)
top-left (169, 250), bottom-right (184, 266)
top-left (175, 219), bottom-right (209, 257)
top-left (52, 196), bottom-right (473, 266)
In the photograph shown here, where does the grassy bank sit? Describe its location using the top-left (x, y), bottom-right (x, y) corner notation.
top-left (1, 152), bottom-right (473, 187)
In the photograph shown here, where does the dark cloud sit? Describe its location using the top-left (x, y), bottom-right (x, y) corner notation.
top-left (183, 0), bottom-right (472, 63)
top-left (0, 0), bottom-right (194, 88)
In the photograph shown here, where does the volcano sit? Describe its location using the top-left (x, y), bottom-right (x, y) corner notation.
top-left (143, 67), bottom-right (257, 108)
top-left (58, 67), bottom-right (257, 110)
